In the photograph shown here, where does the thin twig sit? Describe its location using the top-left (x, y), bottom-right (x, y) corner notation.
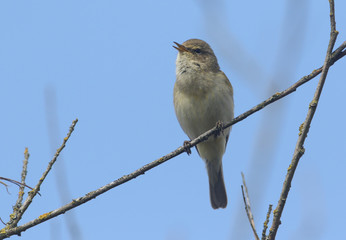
top-left (6, 119), bottom-right (78, 230)
top-left (241, 172), bottom-right (259, 240)
top-left (0, 177), bottom-right (35, 194)
top-left (5, 149), bottom-right (30, 228)
top-left (0, 40), bottom-right (345, 238)
top-left (261, 204), bottom-right (272, 240)
top-left (18, 148), bottom-right (30, 206)
top-left (267, 1), bottom-right (338, 239)
top-left (0, 180), bottom-right (9, 194)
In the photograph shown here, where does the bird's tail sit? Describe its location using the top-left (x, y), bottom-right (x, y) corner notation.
top-left (207, 162), bottom-right (227, 209)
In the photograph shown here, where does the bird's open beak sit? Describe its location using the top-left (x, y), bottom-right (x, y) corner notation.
top-left (173, 42), bottom-right (188, 52)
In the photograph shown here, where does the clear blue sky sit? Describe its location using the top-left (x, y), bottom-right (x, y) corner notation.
top-left (1, 1), bottom-right (346, 240)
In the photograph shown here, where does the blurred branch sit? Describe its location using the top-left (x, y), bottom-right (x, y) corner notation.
top-left (199, 0), bottom-right (267, 92)
top-left (45, 86), bottom-right (82, 240)
top-left (1, 39), bottom-right (346, 238)
top-left (267, 1), bottom-right (338, 239)
top-left (241, 173), bottom-right (259, 240)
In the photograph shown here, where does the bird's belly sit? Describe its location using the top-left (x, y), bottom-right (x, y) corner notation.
top-left (175, 92), bottom-right (231, 140)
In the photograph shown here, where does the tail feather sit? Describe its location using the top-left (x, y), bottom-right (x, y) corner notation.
top-left (207, 163), bottom-right (227, 209)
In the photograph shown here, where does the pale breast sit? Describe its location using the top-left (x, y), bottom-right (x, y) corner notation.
top-left (174, 71), bottom-right (234, 140)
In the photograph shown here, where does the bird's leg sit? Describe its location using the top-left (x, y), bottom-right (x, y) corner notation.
top-left (183, 140), bottom-right (192, 155)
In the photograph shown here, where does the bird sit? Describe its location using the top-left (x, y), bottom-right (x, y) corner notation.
top-left (173, 39), bottom-right (234, 209)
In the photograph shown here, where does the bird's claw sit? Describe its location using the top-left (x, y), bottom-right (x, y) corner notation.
top-left (215, 120), bottom-right (224, 137)
top-left (183, 140), bottom-right (192, 155)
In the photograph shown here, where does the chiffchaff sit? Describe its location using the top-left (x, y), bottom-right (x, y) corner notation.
top-left (173, 39), bottom-right (234, 209)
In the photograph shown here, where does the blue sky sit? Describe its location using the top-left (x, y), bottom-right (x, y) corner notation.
top-left (1, 1), bottom-right (346, 239)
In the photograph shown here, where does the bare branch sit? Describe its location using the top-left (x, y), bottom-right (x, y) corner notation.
top-left (262, 204), bottom-right (273, 240)
top-left (5, 148), bottom-right (30, 228)
top-left (6, 119), bottom-right (78, 230)
top-left (17, 148), bottom-right (30, 206)
top-left (241, 172), bottom-right (259, 240)
top-left (267, 1), bottom-right (338, 239)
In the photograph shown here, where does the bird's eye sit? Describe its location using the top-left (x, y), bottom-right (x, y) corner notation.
top-left (194, 48), bottom-right (202, 54)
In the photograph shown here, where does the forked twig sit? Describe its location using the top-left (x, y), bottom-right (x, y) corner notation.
top-left (5, 119), bottom-right (78, 230)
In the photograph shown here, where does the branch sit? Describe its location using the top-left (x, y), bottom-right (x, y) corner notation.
top-left (241, 172), bottom-right (259, 240)
top-left (267, 1), bottom-right (338, 239)
top-left (17, 148), bottom-right (30, 207)
top-left (6, 119), bottom-right (78, 230)
top-left (5, 148), bottom-right (30, 228)
top-left (1, 40), bottom-right (346, 239)
top-left (261, 204), bottom-right (273, 240)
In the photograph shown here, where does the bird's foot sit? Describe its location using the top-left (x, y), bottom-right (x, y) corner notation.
top-left (183, 140), bottom-right (192, 155)
top-left (215, 120), bottom-right (224, 137)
